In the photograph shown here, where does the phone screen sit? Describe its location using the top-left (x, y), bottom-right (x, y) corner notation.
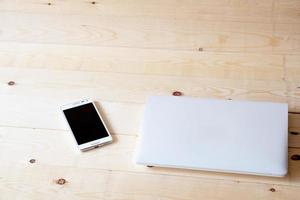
top-left (63, 103), bottom-right (109, 145)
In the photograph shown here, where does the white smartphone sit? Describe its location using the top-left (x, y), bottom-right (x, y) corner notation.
top-left (61, 99), bottom-right (112, 151)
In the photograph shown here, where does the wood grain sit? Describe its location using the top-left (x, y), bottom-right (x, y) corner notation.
top-left (274, 0), bottom-right (300, 23)
top-left (274, 24), bottom-right (300, 54)
top-left (0, 0), bottom-right (300, 199)
top-left (0, 0), bottom-right (274, 23)
top-left (289, 130), bottom-right (300, 148)
top-left (0, 68), bottom-right (288, 104)
top-left (0, 12), bottom-right (295, 53)
top-left (287, 82), bottom-right (300, 112)
top-left (1, 163), bottom-right (299, 200)
top-left (286, 55), bottom-right (300, 82)
top-left (0, 43), bottom-right (285, 81)
top-left (289, 113), bottom-right (300, 148)
top-left (1, 0), bottom-right (297, 25)
top-left (0, 126), bottom-right (299, 189)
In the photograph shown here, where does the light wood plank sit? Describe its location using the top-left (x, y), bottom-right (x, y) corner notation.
top-left (0, 0), bottom-right (273, 23)
top-left (105, 171), bottom-right (300, 200)
top-left (289, 114), bottom-right (300, 129)
top-left (0, 68), bottom-right (288, 104)
top-left (289, 127), bottom-right (300, 148)
top-left (1, 162), bottom-right (299, 200)
top-left (285, 55), bottom-right (300, 112)
top-left (1, 10), bottom-right (296, 54)
top-left (0, 0), bottom-right (299, 199)
top-left (274, 0), bottom-right (300, 23)
top-left (0, 164), bottom-right (108, 200)
top-left (274, 24), bottom-right (300, 55)
top-left (289, 113), bottom-right (300, 148)
top-left (287, 82), bottom-right (300, 112)
top-left (0, 43), bottom-right (285, 81)
top-left (0, 12), bottom-right (287, 53)
top-left (285, 55), bottom-right (300, 82)
top-left (0, 126), bottom-right (300, 188)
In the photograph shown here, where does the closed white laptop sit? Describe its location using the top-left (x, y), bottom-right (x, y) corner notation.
top-left (136, 96), bottom-right (288, 177)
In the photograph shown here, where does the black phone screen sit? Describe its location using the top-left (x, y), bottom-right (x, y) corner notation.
top-left (63, 103), bottom-right (109, 145)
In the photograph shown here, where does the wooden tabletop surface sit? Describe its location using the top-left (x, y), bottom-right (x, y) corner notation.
top-left (0, 0), bottom-right (300, 199)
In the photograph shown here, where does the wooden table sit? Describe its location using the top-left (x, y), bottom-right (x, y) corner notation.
top-left (0, 0), bottom-right (300, 199)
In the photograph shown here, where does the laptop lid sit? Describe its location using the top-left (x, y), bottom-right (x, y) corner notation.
top-left (136, 96), bottom-right (288, 177)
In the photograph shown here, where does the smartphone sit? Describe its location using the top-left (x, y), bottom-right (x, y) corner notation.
top-left (61, 99), bottom-right (112, 151)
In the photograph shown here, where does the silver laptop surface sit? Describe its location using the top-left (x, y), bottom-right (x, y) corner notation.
top-left (136, 96), bottom-right (288, 177)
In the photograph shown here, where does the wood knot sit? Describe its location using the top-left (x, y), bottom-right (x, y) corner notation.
top-left (291, 154), bottom-right (300, 161)
top-left (290, 131), bottom-right (299, 135)
top-left (91, 1), bottom-right (96, 4)
top-left (29, 159), bottom-right (36, 164)
top-left (269, 188), bottom-right (276, 192)
top-left (47, 2), bottom-right (51, 5)
top-left (56, 178), bottom-right (66, 185)
top-left (172, 91), bottom-right (183, 96)
top-left (147, 165), bottom-right (154, 168)
top-left (227, 98), bottom-right (232, 100)
top-left (7, 81), bottom-right (15, 86)
top-left (198, 47), bottom-right (203, 52)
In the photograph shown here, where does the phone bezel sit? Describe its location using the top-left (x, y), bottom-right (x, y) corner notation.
top-left (61, 99), bottom-right (112, 151)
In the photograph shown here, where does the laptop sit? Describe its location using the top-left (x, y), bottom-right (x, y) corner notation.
top-left (136, 96), bottom-right (288, 177)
